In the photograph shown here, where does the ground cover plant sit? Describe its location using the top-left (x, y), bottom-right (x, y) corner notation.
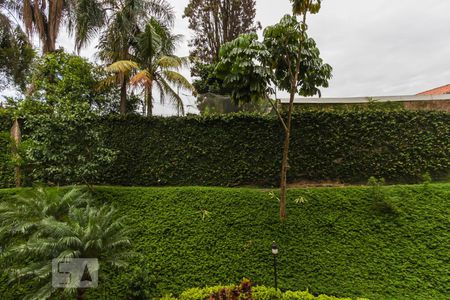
top-left (0, 182), bottom-right (448, 299)
top-left (164, 278), bottom-right (369, 300)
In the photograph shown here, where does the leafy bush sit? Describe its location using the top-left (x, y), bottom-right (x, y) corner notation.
top-left (28, 51), bottom-right (119, 113)
top-left (175, 279), bottom-right (369, 300)
top-left (23, 113), bottom-right (116, 186)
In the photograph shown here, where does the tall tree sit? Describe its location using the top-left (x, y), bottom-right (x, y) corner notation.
top-left (184, 0), bottom-right (261, 64)
top-left (0, 0), bottom-right (34, 92)
top-left (9, 0), bottom-right (71, 53)
top-left (215, 1), bottom-right (331, 221)
top-left (95, 0), bottom-right (175, 114)
top-left (107, 19), bottom-right (195, 116)
top-left (264, 7), bottom-right (331, 220)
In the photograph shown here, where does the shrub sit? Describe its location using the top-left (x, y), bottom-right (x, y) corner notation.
top-left (23, 113), bottom-right (116, 186)
top-left (99, 111), bottom-right (450, 186)
top-left (1, 110), bottom-right (448, 187)
top-left (172, 280), bottom-right (369, 300)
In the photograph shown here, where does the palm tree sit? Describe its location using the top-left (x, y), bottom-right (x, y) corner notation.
top-left (96, 0), bottom-right (175, 114)
top-left (7, 0), bottom-right (67, 53)
top-left (0, 0), bottom-right (16, 32)
top-left (11, 0), bottom-right (173, 56)
top-left (1, 188), bottom-right (132, 300)
top-left (0, 187), bottom-right (90, 240)
top-left (9, 0), bottom-right (103, 54)
top-left (107, 19), bottom-right (195, 116)
top-left (8, 205), bottom-right (132, 300)
top-left (9, 0), bottom-right (175, 112)
top-left (0, 0), bottom-right (34, 91)
top-left (291, 0), bottom-right (322, 16)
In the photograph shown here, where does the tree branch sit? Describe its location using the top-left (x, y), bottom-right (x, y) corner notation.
top-left (267, 97), bottom-right (288, 131)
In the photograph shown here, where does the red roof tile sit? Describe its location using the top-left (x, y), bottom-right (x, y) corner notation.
top-left (417, 84), bottom-right (450, 95)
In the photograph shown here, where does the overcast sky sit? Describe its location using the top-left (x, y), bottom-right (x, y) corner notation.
top-left (4, 0), bottom-right (450, 115)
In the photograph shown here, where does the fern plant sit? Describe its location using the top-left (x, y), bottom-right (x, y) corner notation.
top-left (0, 187), bottom-right (133, 300)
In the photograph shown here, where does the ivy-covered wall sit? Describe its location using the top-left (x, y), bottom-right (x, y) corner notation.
top-left (0, 110), bottom-right (449, 187)
top-left (98, 111), bottom-right (449, 186)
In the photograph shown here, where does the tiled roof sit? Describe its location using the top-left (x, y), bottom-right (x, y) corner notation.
top-left (417, 84), bottom-right (450, 95)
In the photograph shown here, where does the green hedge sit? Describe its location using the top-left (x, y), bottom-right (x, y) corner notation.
top-left (0, 110), bottom-right (449, 187)
top-left (0, 109), bottom-right (11, 132)
top-left (101, 111), bottom-right (450, 185)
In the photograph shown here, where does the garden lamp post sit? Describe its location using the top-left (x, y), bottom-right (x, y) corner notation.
top-left (272, 241), bottom-right (278, 290)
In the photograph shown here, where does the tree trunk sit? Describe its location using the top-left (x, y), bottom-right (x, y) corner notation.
top-left (279, 73), bottom-right (299, 220)
top-left (120, 79), bottom-right (127, 115)
top-left (146, 83), bottom-right (153, 117)
top-left (279, 132), bottom-right (289, 220)
top-left (279, 92), bottom-right (296, 220)
top-left (10, 119), bottom-right (21, 188)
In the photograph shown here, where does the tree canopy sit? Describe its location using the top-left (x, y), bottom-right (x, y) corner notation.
top-left (214, 33), bottom-right (272, 104)
top-left (214, 15), bottom-right (332, 105)
top-left (184, 0), bottom-right (261, 64)
top-left (264, 14), bottom-right (332, 97)
top-left (0, 0), bottom-right (34, 92)
top-left (106, 18), bottom-right (195, 116)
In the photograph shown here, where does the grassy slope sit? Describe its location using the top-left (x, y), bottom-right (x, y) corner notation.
top-left (0, 183), bottom-right (449, 299)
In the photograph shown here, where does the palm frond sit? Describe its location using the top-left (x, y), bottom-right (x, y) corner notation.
top-left (70, 0), bottom-right (105, 52)
top-left (157, 56), bottom-right (183, 69)
top-left (162, 70), bottom-right (196, 95)
top-left (157, 76), bottom-right (185, 115)
top-left (143, 0), bottom-right (175, 27)
top-left (97, 74), bottom-right (119, 90)
top-left (106, 60), bottom-right (139, 73)
top-left (130, 70), bottom-right (152, 88)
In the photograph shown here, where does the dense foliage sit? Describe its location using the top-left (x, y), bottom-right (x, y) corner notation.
top-left (0, 187), bottom-right (132, 299)
top-left (215, 33), bottom-right (273, 104)
top-left (263, 15), bottom-right (332, 97)
top-left (0, 110), bottom-right (448, 187)
top-left (169, 280), bottom-right (368, 300)
top-left (183, 0), bottom-right (260, 64)
top-left (23, 112), bottom-right (116, 186)
top-left (0, 20), bottom-right (34, 91)
top-left (0, 131), bottom-right (12, 187)
top-left (28, 51), bottom-right (119, 113)
top-left (0, 109), bottom-right (13, 187)
top-left (1, 183), bottom-right (448, 299)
